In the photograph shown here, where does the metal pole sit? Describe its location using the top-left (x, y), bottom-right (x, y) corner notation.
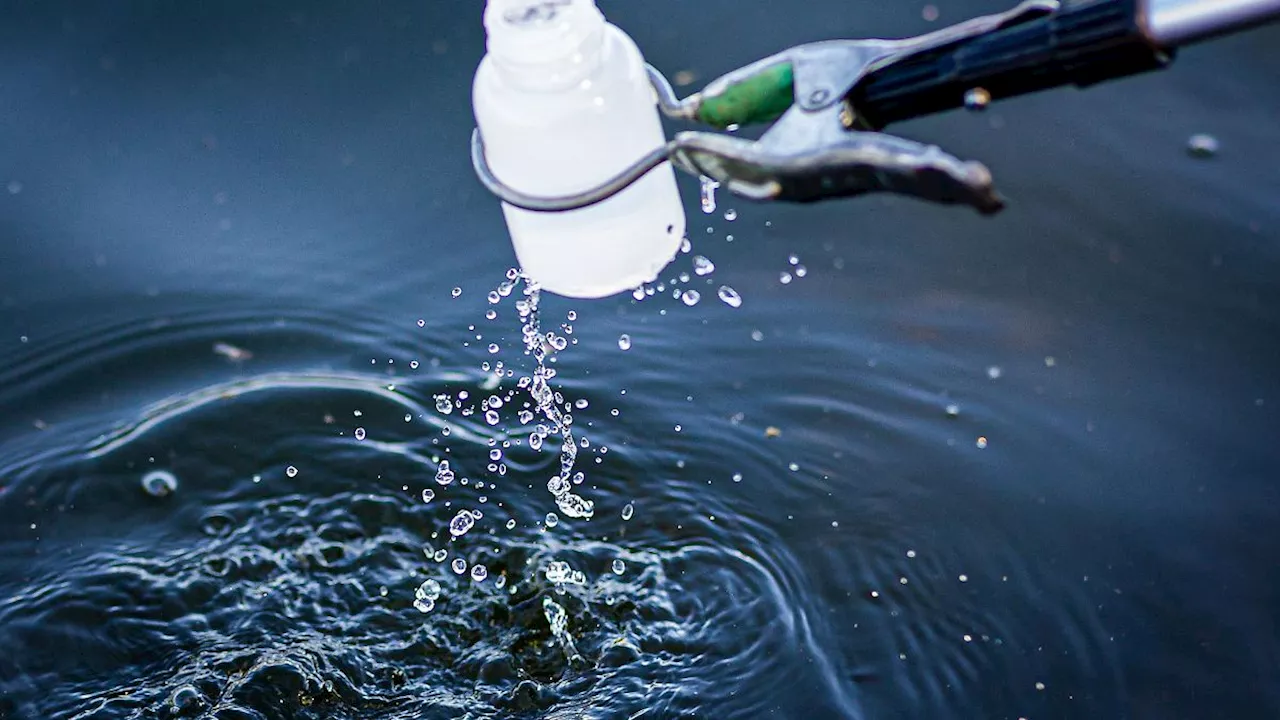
top-left (1145, 0), bottom-right (1280, 46)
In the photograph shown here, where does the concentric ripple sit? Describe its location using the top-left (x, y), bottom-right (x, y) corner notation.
top-left (0, 306), bottom-right (853, 720)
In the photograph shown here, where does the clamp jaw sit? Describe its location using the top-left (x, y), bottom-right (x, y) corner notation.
top-left (472, 0), bottom-right (1165, 214)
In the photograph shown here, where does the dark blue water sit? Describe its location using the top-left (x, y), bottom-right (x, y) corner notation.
top-left (2, 1), bottom-right (1279, 718)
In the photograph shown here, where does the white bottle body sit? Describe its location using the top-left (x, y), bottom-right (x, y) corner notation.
top-left (473, 0), bottom-right (686, 299)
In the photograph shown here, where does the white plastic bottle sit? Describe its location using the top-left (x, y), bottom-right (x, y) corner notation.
top-left (473, 0), bottom-right (687, 299)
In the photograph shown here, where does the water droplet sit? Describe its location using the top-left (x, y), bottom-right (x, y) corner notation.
top-left (435, 395), bottom-right (454, 414)
top-left (618, 334), bottom-right (632, 350)
top-left (354, 427), bottom-right (366, 441)
top-left (794, 265), bottom-right (807, 278)
top-left (485, 409), bottom-right (500, 425)
top-left (414, 596), bottom-right (436, 613)
top-left (140, 470), bottom-right (178, 498)
top-left (723, 208), bottom-right (737, 221)
top-left (451, 286), bottom-right (462, 298)
top-left (449, 509), bottom-right (476, 537)
top-left (451, 557), bottom-right (467, 575)
top-left (693, 255), bottom-right (715, 276)
top-left (945, 404), bottom-right (960, 418)
top-left (488, 343), bottom-right (499, 354)
top-left (471, 564), bottom-right (488, 582)
top-left (612, 558), bottom-right (626, 575)
top-left (547, 476), bottom-right (569, 496)
top-left (680, 289), bottom-right (701, 306)
top-left (422, 488), bottom-right (435, 503)
top-left (779, 272), bottom-right (793, 284)
top-left (545, 512), bottom-right (559, 527)
top-left (417, 319), bottom-right (426, 328)
top-left (621, 503), bottom-right (634, 521)
top-left (487, 290), bottom-right (501, 304)
top-left (555, 492), bottom-right (594, 519)
top-left (788, 254), bottom-right (800, 265)
top-left (529, 432), bottom-right (544, 451)
top-left (976, 436), bottom-right (989, 449)
top-left (416, 579), bottom-right (441, 600)
top-left (732, 472), bottom-right (743, 482)
top-left (435, 460), bottom-right (455, 486)
top-left (566, 310), bottom-right (577, 321)
top-left (963, 87), bottom-right (991, 111)
top-left (285, 465), bottom-right (299, 478)
top-left (1187, 133), bottom-right (1220, 158)
top-left (410, 360), bottom-right (420, 369)
top-left (986, 365), bottom-right (1003, 380)
top-left (717, 285), bottom-right (742, 308)
top-left (751, 330), bottom-right (764, 342)
top-left (433, 549), bottom-right (448, 562)
top-left (505, 518), bottom-right (517, 530)
top-left (699, 175), bottom-right (720, 214)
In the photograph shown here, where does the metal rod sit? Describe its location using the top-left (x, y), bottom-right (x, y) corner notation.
top-left (1146, 0), bottom-right (1280, 46)
top-left (470, 129), bottom-right (676, 212)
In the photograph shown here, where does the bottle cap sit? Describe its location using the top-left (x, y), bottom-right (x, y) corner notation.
top-left (484, 0), bottom-right (604, 66)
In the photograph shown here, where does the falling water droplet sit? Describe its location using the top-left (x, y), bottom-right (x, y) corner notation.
top-left (422, 488), bottom-right (435, 503)
top-left (621, 503), bottom-right (634, 521)
top-left (449, 509), bottom-right (476, 537)
top-left (699, 175), bottom-right (720, 214)
top-left (779, 272), bottom-right (793, 284)
top-left (417, 579), bottom-right (441, 602)
top-left (413, 596), bottom-right (436, 613)
top-left (612, 558), bottom-right (626, 575)
top-left (285, 466), bottom-right (299, 478)
top-left (451, 558), bottom-right (467, 575)
top-left (354, 427), bottom-right (366, 441)
top-left (471, 564), bottom-right (488, 582)
top-left (505, 518), bottom-right (517, 530)
top-left (435, 395), bottom-right (454, 414)
top-left (963, 87), bottom-right (992, 111)
top-left (485, 409), bottom-right (500, 425)
top-left (545, 512), bottom-right (559, 527)
top-left (693, 255), bottom-right (715, 276)
top-left (681, 289), bottom-right (701, 306)
top-left (717, 286), bottom-right (742, 307)
top-left (435, 460), bottom-right (455, 486)
top-left (723, 208), bottom-right (737, 221)
top-left (451, 287), bottom-right (462, 298)
top-left (618, 334), bottom-right (632, 350)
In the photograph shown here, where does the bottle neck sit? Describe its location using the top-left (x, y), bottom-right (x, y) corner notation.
top-left (484, 0), bottom-right (606, 92)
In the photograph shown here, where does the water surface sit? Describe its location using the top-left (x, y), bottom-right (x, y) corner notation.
top-left (2, 1), bottom-right (1279, 718)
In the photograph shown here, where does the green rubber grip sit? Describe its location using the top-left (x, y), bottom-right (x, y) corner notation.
top-left (694, 62), bottom-right (795, 129)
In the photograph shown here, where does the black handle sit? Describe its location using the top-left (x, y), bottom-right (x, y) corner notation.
top-left (849, 0), bottom-right (1173, 129)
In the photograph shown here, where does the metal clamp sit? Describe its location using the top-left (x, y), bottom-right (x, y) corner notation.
top-left (472, 0), bottom-right (1061, 214)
